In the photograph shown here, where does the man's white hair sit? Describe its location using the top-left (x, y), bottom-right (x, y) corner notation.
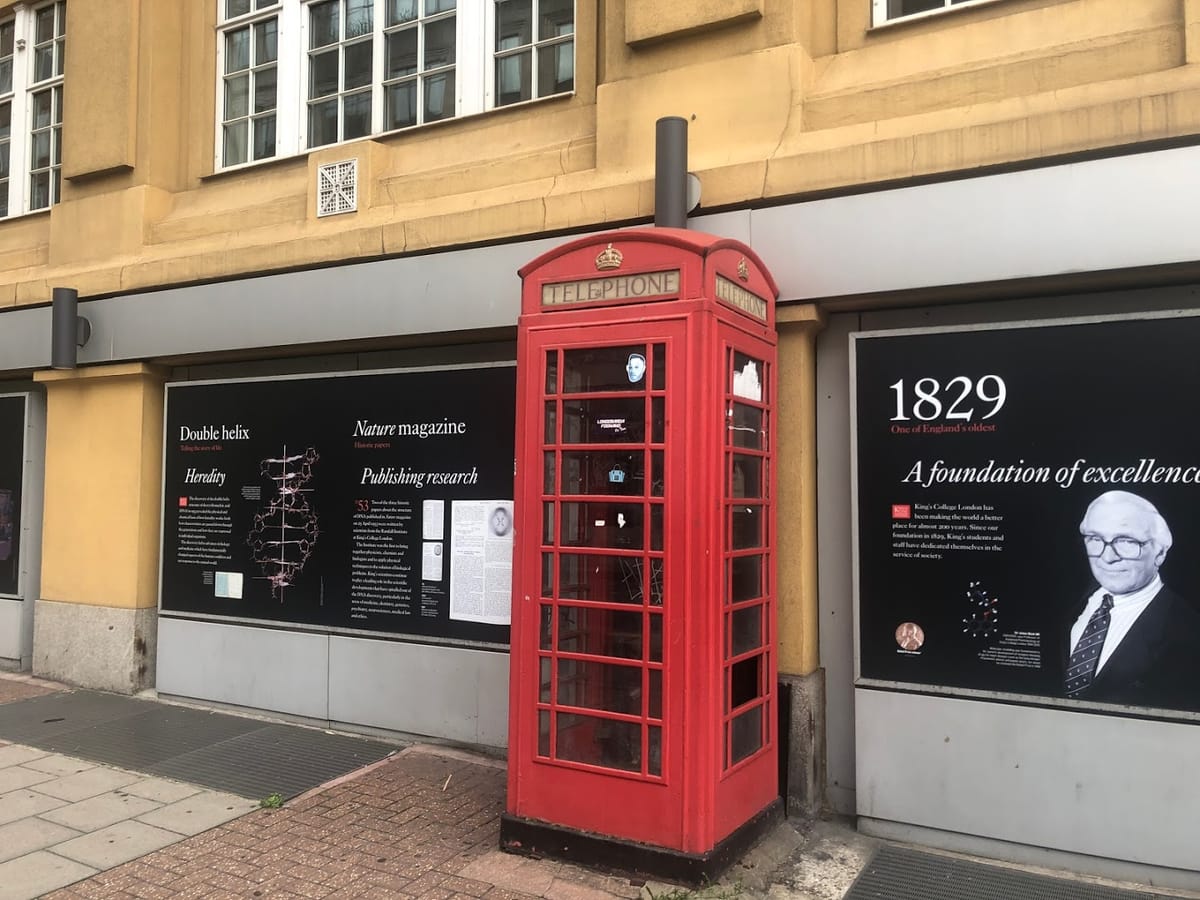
top-left (1080, 490), bottom-right (1173, 551)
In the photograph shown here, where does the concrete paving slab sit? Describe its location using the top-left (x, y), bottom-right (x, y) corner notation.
top-left (0, 817), bottom-right (83, 865)
top-left (0, 744), bottom-right (49, 768)
top-left (0, 787), bottom-right (68, 826)
top-left (119, 774), bottom-right (202, 804)
top-left (0, 850), bottom-right (97, 900)
top-left (22, 753), bottom-right (98, 777)
top-left (0, 764), bottom-right (56, 792)
top-left (134, 789), bottom-right (257, 836)
top-left (33, 765), bottom-right (142, 801)
top-left (51, 819), bottom-right (184, 870)
top-left (39, 789), bottom-right (162, 831)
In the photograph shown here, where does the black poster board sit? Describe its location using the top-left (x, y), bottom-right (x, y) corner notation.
top-left (0, 395), bottom-right (25, 596)
top-left (161, 366), bottom-right (516, 645)
top-left (854, 315), bottom-right (1200, 718)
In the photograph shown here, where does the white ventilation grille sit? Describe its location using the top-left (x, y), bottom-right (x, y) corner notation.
top-left (317, 159), bottom-right (358, 217)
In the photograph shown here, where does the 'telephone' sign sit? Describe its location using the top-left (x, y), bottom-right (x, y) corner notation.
top-left (541, 270), bottom-right (680, 307)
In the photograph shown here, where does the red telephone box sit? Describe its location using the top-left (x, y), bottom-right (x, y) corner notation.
top-left (502, 228), bottom-right (781, 881)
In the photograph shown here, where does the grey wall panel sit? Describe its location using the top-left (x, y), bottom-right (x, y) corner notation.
top-left (815, 312), bottom-right (858, 815)
top-left (156, 618), bottom-right (330, 720)
top-left (327, 636), bottom-right (509, 748)
top-left (0, 598), bottom-right (22, 660)
top-left (855, 689), bottom-right (1200, 872)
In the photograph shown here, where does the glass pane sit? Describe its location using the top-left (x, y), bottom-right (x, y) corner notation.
top-left (558, 553), bottom-right (648, 604)
top-left (424, 70), bottom-right (454, 122)
top-left (496, 0), bottom-right (532, 47)
top-left (346, 0), bottom-right (374, 37)
top-left (537, 41), bottom-right (572, 96)
top-left (542, 502), bottom-right (554, 545)
top-left (425, 16), bottom-right (456, 68)
top-left (538, 710), bottom-right (550, 756)
top-left (252, 114), bottom-right (276, 160)
top-left (544, 350), bottom-right (558, 394)
top-left (730, 403), bottom-right (763, 449)
top-left (227, 0), bottom-right (252, 17)
top-left (0, 22), bottom-right (11, 58)
top-left (541, 552), bottom-right (553, 596)
top-left (52, 85), bottom-right (62, 124)
top-left (29, 170), bottom-right (48, 210)
top-left (731, 455), bottom-right (762, 499)
top-left (651, 397), bottom-right (664, 444)
top-left (309, 0), bottom-right (339, 49)
top-left (0, 145), bottom-right (7, 180)
top-left (539, 657), bottom-right (551, 702)
top-left (0, 103), bottom-right (10, 142)
top-left (648, 669), bottom-right (661, 719)
top-left (732, 504), bottom-right (763, 550)
top-left (558, 606), bottom-right (642, 659)
top-left (32, 46), bottom-right (51, 82)
top-left (561, 450), bottom-right (643, 496)
top-left (730, 554), bottom-right (761, 602)
top-left (225, 27), bottom-right (250, 73)
top-left (51, 165), bottom-right (60, 204)
top-left (560, 502), bottom-right (642, 550)
top-left (543, 401), bottom-right (556, 443)
top-left (540, 0), bottom-right (573, 36)
top-left (539, 604), bottom-right (552, 650)
top-left (343, 87), bottom-right (375, 134)
top-left (388, 0), bottom-right (418, 25)
top-left (52, 126), bottom-right (60, 165)
top-left (652, 343), bottom-right (666, 391)
top-left (386, 28), bottom-right (417, 79)
top-left (651, 451), bottom-right (663, 497)
top-left (650, 504), bottom-right (662, 551)
top-left (253, 67), bottom-right (277, 112)
top-left (562, 398), bottom-right (645, 444)
top-left (563, 346), bottom-right (646, 392)
top-left (35, 6), bottom-right (55, 43)
top-left (307, 98), bottom-right (338, 147)
top-left (730, 656), bottom-right (762, 709)
top-left (732, 352), bottom-right (765, 401)
top-left (255, 18), bottom-right (278, 63)
top-left (309, 49), bottom-right (339, 99)
top-left (385, 80), bottom-right (416, 129)
top-left (344, 40), bottom-right (372, 89)
top-left (731, 605), bottom-right (762, 656)
top-left (543, 452), bottom-right (555, 494)
top-left (31, 130), bottom-right (50, 168)
top-left (648, 725), bottom-right (661, 776)
top-left (0, 179), bottom-right (8, 217)
top-left (649, 614), bottom-right (662, 662)
top-left (557, 659), bottom-right (641, 715)
top-left (555, 712), bottom-right (640, 773)
top-left (223, 120), bottom-right (248, 166)
top-left (889, 0), bottom-right (944, 17)
top-left (224, 74), bottom-right (249, 119)
top-left (54, 37), bottom-right (64, 78)
top-left (731, 706), bottom-right (763, 764)
top-left (496, 52), bottom-right (529, 105)
top-left (427, 0), bottom-right (455, 12)
top-left (648, 558), bottom-right (663, 606)
top-left (0, 59), bottom-right (11, 95)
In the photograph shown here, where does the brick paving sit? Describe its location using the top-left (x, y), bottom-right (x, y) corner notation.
top-left (44, 747), bottom-right (643, 900)
top-left (0, 674), bottom-right (63, 706)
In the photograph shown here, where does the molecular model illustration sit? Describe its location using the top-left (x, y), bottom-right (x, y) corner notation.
top-left (247, 446), bottom-right (320, 600)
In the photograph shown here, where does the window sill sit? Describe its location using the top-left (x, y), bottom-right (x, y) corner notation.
top-left (0, 207), bottom-right (53, 225)
top-left (868, 0), bottom-right (1006, 32)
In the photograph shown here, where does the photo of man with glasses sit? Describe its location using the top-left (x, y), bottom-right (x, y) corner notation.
top-left (1064, 490), bottom-right (1200, 708)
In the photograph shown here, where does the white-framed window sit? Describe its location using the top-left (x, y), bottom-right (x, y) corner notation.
top-left (216, 0), bottom-right (575, 170)
top-left (872, 0), bottom-right (998, 27)
top-left (0, 0), bottom-right (66, 218)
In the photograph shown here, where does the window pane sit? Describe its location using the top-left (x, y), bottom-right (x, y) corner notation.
top-left (224, 74), bottom-right (249, 119)
top-left (538, 41), bottom-right (572, 96)
top-left (307, 99), bottom-right (338, 146)
top-left (560, 502), bottom-right (642, 550)
top-left (31, 131), bottom-right (50, 169)
top-left (34, 46), bottom-right (53, 82)
top-left (0, 102), bottom-right (9, 141)
top-left (560, 450), bottom-right (643, 496)
top-left (564, 346), bottom-right (647, 393)
top-left (309, 49), bottom-right (339, 99)
top-left (343, 40), bottom-right (372, 89)
top-left (0, 22), bottom-right (11, 58)
top-left (731, 605), bottom-right (762, 656)
top-left (385, 80), bottom-right (416, 129)
top-left (558, 606), bottom-right (642, 659)
top-left (29, 170), bottom-right (49, 210)
top-left (730, 403), bottom-right (763, 449)
top-left (226, 0), bottom-right (252, 18)
top-left (35, 6), bottom-right (55, 43)
top-left (223, 120), bottom-right (248, 166)
top-left (346, 0), bottom-right (374, 37)
top-left (424, 70), bottom-right (453, 121)
top-left (424, 15), bottom-right (456, 68)
top-left (388, 0), bottom-right (418, 25)
top-left (53, 36), bottom-right (64, 78)
top-left (888, 0), bottom-right (944, 17)
top-left (555, 712), bottom-right (640, 773)
top-left (225, 27), bottom-right (250, 74)
top-left (496, 52), bottom-right (529, 105)
top-left (343, 90), bottom-right (371, 139)
top-left (252, 114), bottom-right (276, 159)
top-left (540, 0), bottom-right (573, 38)
top-left (52, 125), bottom-right (61, 165)
top-left (731, 455), bottom-right (762, 499)
top-left (427, 0), bottom-right (455, 12)
top-left (253, 67), bottom-right (277, 113)
top-left (730, 554), bottom-right (762, 602)
top-left (558, 553), bottom-right (649, 604)
top-left (309, 0), bottom-right (339, 48)
top-left (732, 504), bottom-right (762, 550)
top-left (0, 179), bottom-right (8, 216)
top-left (0, 144), bottom-right (9, 179)
top-left (496, 0), bottom-right (532, 47)
top-left (558, 659), bottom-right (643, 715)
top-left (730, 655), bottom-right (762, 709)
top-left (562, 398), bottom-right (645, 444)
top-left (731, 705), bottom-right (763, 764)
top-left (0, 59), bottom-right (11, 95)
top-left (255, 19), bottom-right (278, 63)
top-left (648, 725), bottom-right (661, 776)
top-left (386, 29), bottom-right (417, 79)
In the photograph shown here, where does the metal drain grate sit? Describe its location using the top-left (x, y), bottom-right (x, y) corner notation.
top-left (845, 846), bottom-right (1171, 900)
top-left (0, 690), bottom-right (397, 800)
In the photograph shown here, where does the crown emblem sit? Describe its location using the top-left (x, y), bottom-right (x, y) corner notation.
top-left (737, 257), bottom-right (750, 282)
top-left (595, 243), bottom-right (623, 271)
